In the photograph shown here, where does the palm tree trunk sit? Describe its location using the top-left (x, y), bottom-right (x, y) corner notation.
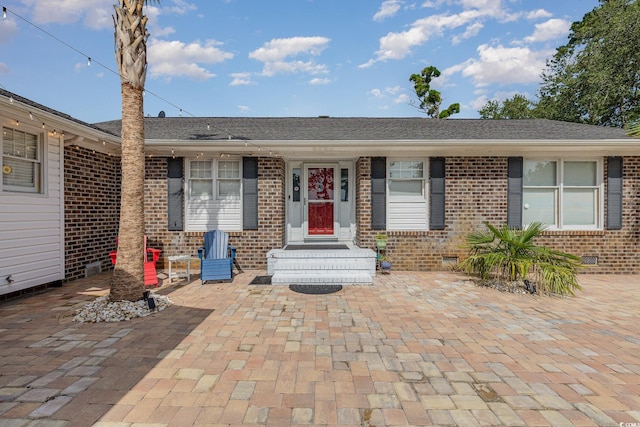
top-left (109, 0), bottom-right (153, 301)
top-left (110, 83), bottom-right (146, 301)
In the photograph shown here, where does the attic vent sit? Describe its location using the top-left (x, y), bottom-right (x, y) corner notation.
top-left (158, 111), bottom-right (166, 118)
top-left (581, 256), bottom-right (598, 265)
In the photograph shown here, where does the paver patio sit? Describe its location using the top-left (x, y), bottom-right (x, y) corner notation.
top-left (0, 271), bottom-right (639, 426)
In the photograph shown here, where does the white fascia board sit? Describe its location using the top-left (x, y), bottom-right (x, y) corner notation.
top-left (145, 138), bottom-right (640, 158)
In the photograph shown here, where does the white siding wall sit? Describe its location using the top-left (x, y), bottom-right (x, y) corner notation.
top-left (186, 198), bottom-right (242, 231)
top-left (0, 133), bottom-right (64, 296)
top-left (388, 201), bottom-right (428, 231)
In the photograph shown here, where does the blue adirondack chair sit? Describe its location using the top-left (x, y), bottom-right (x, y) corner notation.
top-left (198, 230), bottom-right (236, 283)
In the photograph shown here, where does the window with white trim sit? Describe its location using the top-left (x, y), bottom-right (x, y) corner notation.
top-left (2, 127), bottom-right (43, 193)
top-left (189, 160), bottom-right (213, 199)
top-left (217, 160), bottom-right (240, 199)
top-left (523, 159), bottom-right (602, 229)
top-left (388, 160), bottom-right (425, 199)
top-left (387, 159), bottom-right (428, 231)
top-left (188, 159), bottom-right (241, 200)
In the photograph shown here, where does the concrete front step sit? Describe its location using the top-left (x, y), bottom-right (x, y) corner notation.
top-left (267, 246), bottom-right (376, 285)
top-left (271, 271), bottom-right (374, 285)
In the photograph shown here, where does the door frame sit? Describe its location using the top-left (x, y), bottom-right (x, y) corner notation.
top-left (303, 163), bottom-right (339, 239)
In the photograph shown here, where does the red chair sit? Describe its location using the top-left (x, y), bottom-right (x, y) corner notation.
top-left (109, 237), bottom-right (162, 287)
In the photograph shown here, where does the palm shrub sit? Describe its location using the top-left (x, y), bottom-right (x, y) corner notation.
top-left (457, 222), bottom-right (582, 296)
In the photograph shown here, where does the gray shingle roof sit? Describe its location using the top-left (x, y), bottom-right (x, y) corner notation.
top-left (93, 117), bottom-right (633, 141)
top-left (0, 89), bottom-right (119, 137)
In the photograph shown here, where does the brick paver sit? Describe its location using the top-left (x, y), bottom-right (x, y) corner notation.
top-left (0, 271), bottom-right (639, 426)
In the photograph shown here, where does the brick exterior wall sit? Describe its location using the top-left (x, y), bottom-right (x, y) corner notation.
top-left (355, 156), bottom-right (640, 273)
top-left (64, 146), bottom-right (120, 281)
top-left (143, 157), bottom-right (285, 271)
top-left (63, 152), bottom-right (640, 280)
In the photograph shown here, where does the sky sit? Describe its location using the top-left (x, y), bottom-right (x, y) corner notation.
top-left (0, 0), bottom-right (600, 124)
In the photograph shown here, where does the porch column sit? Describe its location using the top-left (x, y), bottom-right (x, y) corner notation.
top-left (355, 157), bottom-right (373, 247)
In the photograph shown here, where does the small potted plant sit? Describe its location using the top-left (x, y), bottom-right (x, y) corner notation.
top-left (379, 255), bottom-right (392, 272)
top-left (375, 233), bottom-right (388, 250)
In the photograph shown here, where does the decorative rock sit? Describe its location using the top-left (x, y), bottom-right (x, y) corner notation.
top-left (73, 294), bottom-right (173, 323)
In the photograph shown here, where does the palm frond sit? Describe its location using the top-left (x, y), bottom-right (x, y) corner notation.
top-left (457, 222), bottom-right (582, 296)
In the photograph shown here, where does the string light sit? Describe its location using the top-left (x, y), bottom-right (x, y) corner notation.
top-left (28, 112), bottom-right (33, 120)
top-left (2, 7), bottom-right (6, 20)
top-left (87, 57), bottom-right (91, 66)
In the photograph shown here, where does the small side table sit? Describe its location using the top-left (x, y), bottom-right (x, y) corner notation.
top-left (167, 255), bottom-right (193, 284)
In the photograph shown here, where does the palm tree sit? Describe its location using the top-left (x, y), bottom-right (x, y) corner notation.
top-left (110, 0), bottom-right (158, 301)
top-left (458, 222), bottom-right (583, 296)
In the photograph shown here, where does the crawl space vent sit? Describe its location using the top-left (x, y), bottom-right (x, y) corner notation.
top-left (442, 256), bottom-right (459, 266)
top-left (581, 256), bottom-right (598, 266)
top-left (85, 261), bottom-right (102, 278)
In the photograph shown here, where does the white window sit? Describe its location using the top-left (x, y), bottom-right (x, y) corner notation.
top-left (217, 160), bottom-right (240, 199)
top-left (523, 159), bottom-right (601, 229)
top-left (386, 159), bottom-right (428, 231)
top-left (388, 160), bottom-right (425, 199)
top-left (188, 159), bottom-right (241, 200)
top-left (189, 160), bottom-right (213, 199)
top-left (2, 127), bottom-right (42, 193)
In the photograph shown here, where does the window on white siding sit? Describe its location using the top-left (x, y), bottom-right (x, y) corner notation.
top-left (189, 160), bottom-right (213, 199)
top-left (387, 159), bottom-right (428, 231)
top-left (388, 160), bottom-right (425, 199)
top-left (523, 159), bottom-right (601, 229)
top-left (217, 160), bottom-right (240, 199)
top-left (2, 127), bottom-right (42, 193)
top-left (188, 159), bottom-right (241, 199)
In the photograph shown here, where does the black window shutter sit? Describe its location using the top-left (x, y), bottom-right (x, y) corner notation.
top-left (429, 157), bottom-right (446, 230)
top-left (243, 157), bottom-right (258, 230)
top-left (371, 157), bottom-right (386, 230)
top-left (507, 157), bottom-right (523, 229)
top-left (607, 156), bottom-right (623, 230)
top-left (167, 157), bottom-right (184, 231)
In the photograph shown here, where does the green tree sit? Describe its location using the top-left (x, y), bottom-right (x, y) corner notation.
top-left (537, 0), bottom-right (640, 127)
top-left (110, 0), bottom-right (159, 302)
top-left (410, 66), bottom-right (460, 119)
top-left (478, 94), bottom-right (538, 119)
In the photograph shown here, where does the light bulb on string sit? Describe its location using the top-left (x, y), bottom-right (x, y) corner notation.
top-left (3, 7), bottom-right (7, 20)
top-left (29, 112), bottom-right (33, 120)
top-left (87, 57), bottom-right (91, 66)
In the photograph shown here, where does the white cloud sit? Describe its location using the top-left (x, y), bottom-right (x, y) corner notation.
top-left (369, 88), bottom-right (384, 98)
top-left (230, 72), bottom-right (255, 86)
top-left (394, 93), bottom-right (410, 104)
top-left (20, 0), bottom-right (194, 31)
top-left (525, 9), bottom-right (553, 20)
top-left (309, 78), bottom-right (331, 85)
top-left (249, 36), bottom-right (330, 77)
top-left (0, 63), bottom-right (9, 74)
top-left (238, 105), bottom-right (250, 113)
top-left (148, 39), bottom-right (233, 81)
top-left (452, 22), bottom-right (483, 44)
top-left (361, 9), bottom-right (492, 65)
top-left (447, 43), bottom-right (550, 87)
top-left (373, 0), bottom-right (403, 21)
top-left (524, 18), bottom-right (571, 43)
top-left (361, 1), bottom-right (563, 66)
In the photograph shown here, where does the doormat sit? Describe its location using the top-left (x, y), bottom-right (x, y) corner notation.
top-left (289, 284), bottom-right (343, 294)
top-left (285, 244), bottom-right (349, 250)
top-left (249, 275), bottom-right (272, 285)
